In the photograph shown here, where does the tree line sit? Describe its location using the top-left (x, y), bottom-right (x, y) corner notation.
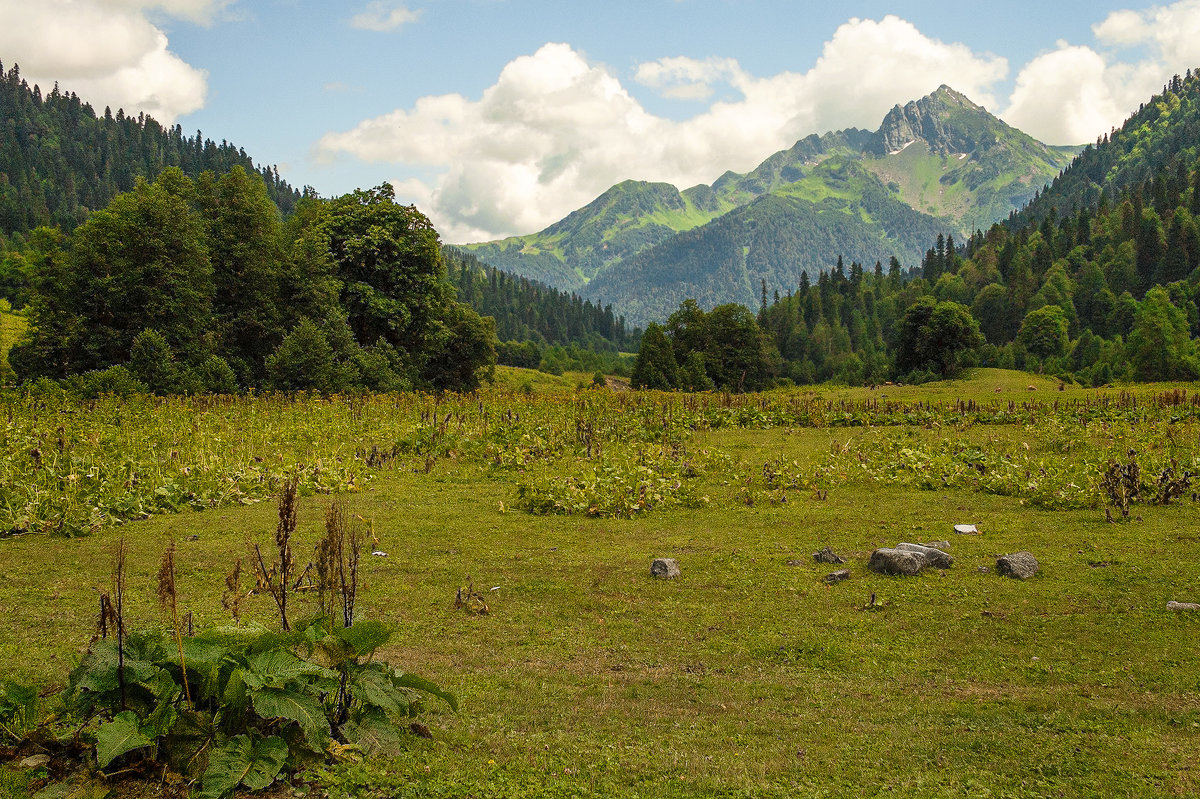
top-left (8, 168), bottom-right (496, 394)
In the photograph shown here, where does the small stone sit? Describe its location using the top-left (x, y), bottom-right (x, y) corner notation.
top-left (812, 546), bottom-right (845, 564)
top-left (996, 552), bottom-right (1039, 579)
top-left (1167, 601), bottom-right (1200, 611)
top-left (977, 566), bottom-right (991, 573)
top-left (954, 524), bottom-right (979, 535)
top-left (19, 754), bottom-right (49, 769)
top-left (896, 542), bottom-right (953, 568)
top-left (824, 569), bottom-right (850, 584)
top-left (786, 559), bottom-right (803, 567)
top-left (868, 548), bottom-right (924, 577)
top-left (185, 534), bottom-right (199, 542)
top-left (651, 558), bottom-right (680, 579)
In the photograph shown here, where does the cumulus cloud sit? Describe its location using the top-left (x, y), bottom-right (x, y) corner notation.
top-left (319, 18), bottom-right (1009, 242)
top-left (1003, 42), bottom-right (1162, 144)
top-left (0, 0), bottom-right (208, 123)
top-left (349, 1), bottom-right (421, 32)
top-left (1001, 0), bottom-right (1200, 144)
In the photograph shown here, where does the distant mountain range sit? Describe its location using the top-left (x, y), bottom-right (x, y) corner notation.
top-left (461, 86), bottom-right (1080, 325)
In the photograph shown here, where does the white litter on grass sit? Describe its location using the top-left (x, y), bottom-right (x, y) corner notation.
top-left (372, 550), bottom-right (388, 557)
top-left (490, 586), bottom-right (500, 591)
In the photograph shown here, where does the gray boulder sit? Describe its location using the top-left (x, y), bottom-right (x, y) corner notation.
top-left (896, 542), bottom-right (953, 568)
top-left (651, 558), bottom-right (681, 579)
top-left (996, 552), bottom-right (1039, 579)
top-left (824, 569), bottom-right (851, 584)
top-left (868, 548), bottom-right (924, 577)
top-left (813, 546), bottom-right (845, 564)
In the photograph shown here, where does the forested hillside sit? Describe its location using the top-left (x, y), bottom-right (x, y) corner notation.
top-left (445, 247), bottom-right (639, 375)
top-left (633, 72), bottom-right (1200, 391)
top-left (0, 61), bottom-right (300, 238)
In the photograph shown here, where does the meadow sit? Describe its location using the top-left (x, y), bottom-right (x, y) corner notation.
top-left (3, 369), bottom-right (1200, 798)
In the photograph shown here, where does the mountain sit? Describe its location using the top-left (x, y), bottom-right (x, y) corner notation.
top-left (0, 60), bottom-right (301, 238)
top-left (463, 86), bottom-right (1079, 325)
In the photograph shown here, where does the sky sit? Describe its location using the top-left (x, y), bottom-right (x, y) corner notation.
top-left (2, 1), bottom-right (1200, 243)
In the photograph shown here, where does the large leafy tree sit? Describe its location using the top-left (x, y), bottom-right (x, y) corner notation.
top-left (631, 323), bottom-right (679, 390)
top-left (1017, 305), bottom-right (1069, 360)
top-left (13, 170), bottom-right (213, 378)
top-left (893, 297), bottom-right (983, 378)
top-left (1127, 286), bottom-right (1199, 380)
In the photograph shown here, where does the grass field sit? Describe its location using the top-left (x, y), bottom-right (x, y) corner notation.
top-left (0, 301), bottom-right (24, 376)
top-left (3, 370), bottom-right (1200, 797)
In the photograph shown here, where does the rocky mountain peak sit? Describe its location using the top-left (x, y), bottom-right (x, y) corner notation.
top-left (874, 85), bottom-right (991, 156)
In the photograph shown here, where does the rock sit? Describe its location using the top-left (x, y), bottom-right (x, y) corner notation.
top-left (1167, 601), bottom-right (1200, 611)
top-left (996, 552), bottom-right (1039, 579)
top-left (953, 524), bottom-right (979, 535)
top-left (977, 566), bottom-right (991, 573)
top-left (651, 558), bottom-right (680, 579)
top-left (813, 546), bottom-right (845, 564)
top-left (868, 548), bottom-right (925, 577)
top-left (185, 534), bottom-right (199, 542)
top-left (19, 754), bottom-right (49, 769)
top-left (786, 559), bottom-right (803, 567)
top-left (923, 540), bottom-right (951, 550)
top-left (897, 542), bottom-right (953, 568)
top-left (824, 569), bottom-right (850, 584)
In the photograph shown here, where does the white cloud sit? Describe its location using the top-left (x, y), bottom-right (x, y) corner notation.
top-left (0, 0), bottom-right (208, 123)
top-left (1094, 0), bottom-right (1200, 66)
top-left (319, 19), bottom-right (1009, 243)
top-left (1003, 42), bottom-right (1161, 144)
top-left (349, 1), bottom-right (421, 32)
top-left (1000, 0), bottom-right (1200, 144)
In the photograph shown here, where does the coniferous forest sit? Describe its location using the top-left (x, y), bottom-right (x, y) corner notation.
top-left (632, 70), bottom-right (1200, 391)
top-left (0, 61), bottom-right (300, 238)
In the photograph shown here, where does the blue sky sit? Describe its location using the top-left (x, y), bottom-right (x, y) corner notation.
top-left (2, 0), bottom-right (1197, 241)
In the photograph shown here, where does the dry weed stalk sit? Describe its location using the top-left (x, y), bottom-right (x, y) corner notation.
top-left (252, 477), bottom-right (299, 630)
top-left (454, 576), bottom-right (489, 615)
top-left (222, 557), bottom-right (247, 624)
top-left (111, 538), bottom-right (128, 710)
top-left (156, 542), bottom-right (192, 708)
top-left (317, 500), bottom-right (363, 628)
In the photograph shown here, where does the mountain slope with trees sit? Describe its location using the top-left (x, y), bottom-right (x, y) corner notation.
top-left (632, 72), bottom-right (1200, 390)
top-left (0, 61), bottom-right (300, 239)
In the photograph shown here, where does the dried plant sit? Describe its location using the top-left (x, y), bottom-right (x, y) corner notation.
top-left (317, 500), bottom-right (363, 629)
top-left (454, 576), bottom-right (489, 615)
top-left (157, 542), bottom-right (192, 708)
top-left (222, 557), bottom-right (247, 624)
top-left (111, 537), bottom-right (128, 710)
top-left (252, 477), bottom-right (299, 630)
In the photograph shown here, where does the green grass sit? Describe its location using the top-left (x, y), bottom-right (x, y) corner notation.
top-left (0, 302), bottom-right (25, 375)
top-left (3, 372), bottom-right (1200, 797)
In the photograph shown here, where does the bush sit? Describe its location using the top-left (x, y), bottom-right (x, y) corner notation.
top-left (65, 365), bottom-right (147, 398)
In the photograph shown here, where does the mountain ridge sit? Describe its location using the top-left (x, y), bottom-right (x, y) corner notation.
top-left (462, 85), bottom-right (1080, 325)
